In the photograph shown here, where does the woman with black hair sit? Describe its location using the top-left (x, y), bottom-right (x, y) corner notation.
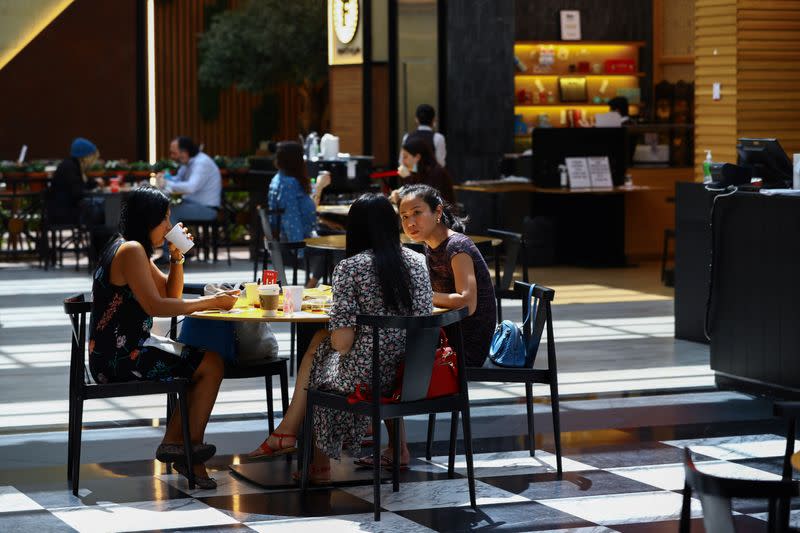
top-left (268, 140), bottom-right (331, 287)
top-left (89, 185), bottom-right (237, 489)
top-left (247, 193), bottom-right (433, 483)
top-left (393, 136), bottom-right (456, 204)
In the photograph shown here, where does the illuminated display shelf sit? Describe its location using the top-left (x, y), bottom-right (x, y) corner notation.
top-left (515, 73), bottom-right (645, 78)
top-left (513, 40), bottom-right (644, 134)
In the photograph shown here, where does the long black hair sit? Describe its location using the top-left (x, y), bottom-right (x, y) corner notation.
top-left (118, 185), bottom-right (170, 257)
top-left (345, 193), bottom-right (413, 313)
top-left (398, 183), bottom-right (467, 233)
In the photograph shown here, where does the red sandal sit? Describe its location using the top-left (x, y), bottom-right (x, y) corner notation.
top-left (247, 433), bottom-right (297, 459)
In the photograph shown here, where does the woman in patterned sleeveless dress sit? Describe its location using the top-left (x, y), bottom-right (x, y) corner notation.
top-left (89, 186), bottom-right (237, 488)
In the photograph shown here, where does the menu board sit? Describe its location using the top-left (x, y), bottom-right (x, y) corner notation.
top-left (565, 157), bottom-right (591, 188)
top-left (587, 157), bottom-right (614, 188)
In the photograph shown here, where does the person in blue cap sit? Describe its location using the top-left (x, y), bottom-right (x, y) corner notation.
top-left (48, 137), bottom-right (103, 225)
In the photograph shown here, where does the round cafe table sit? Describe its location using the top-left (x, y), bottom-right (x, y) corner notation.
top-left (304, 233), bottom-right (501, 251)
top-left (304, 233), bottom-right (502, 284)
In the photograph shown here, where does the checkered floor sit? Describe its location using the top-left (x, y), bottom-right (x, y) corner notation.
top-left (1, 427), bottom-right (798, 532)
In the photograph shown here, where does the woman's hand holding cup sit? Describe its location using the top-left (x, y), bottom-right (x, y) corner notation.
top-left (165, 222), bottom-right (194, 258)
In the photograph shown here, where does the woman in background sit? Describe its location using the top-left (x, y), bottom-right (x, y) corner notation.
top-left (393, 136), bottom-right (456, 204)
top-left (267, 141), bottom-right (330, 287)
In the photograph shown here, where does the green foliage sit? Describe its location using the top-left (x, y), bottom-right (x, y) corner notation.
top-left (198, 0), bottom-right (327, 91)
top-left (130, 161), bottom-right (151, 171)
top-left (25, 162), bottom-right (46, 172)
top-left (152, 159), bottom-right (178, 172)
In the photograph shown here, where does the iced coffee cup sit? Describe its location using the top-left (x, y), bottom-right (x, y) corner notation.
top-left (259, 284), bottom-right (280, 316)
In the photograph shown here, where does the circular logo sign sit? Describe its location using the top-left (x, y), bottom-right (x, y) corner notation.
top-left (333, 0), bottom-right (359, 44)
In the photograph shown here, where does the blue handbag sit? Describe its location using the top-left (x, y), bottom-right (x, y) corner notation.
top-left (488, 284), bottom-right (536, 368)
top-left (178, 317), bottom-right (237, 363)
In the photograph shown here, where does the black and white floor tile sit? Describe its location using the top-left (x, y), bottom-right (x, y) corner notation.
top-left (1, 429), bottom-right (799, 532)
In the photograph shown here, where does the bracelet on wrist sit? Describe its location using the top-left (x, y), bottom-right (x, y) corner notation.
top-left (170, 255), bottom-right (185, 265)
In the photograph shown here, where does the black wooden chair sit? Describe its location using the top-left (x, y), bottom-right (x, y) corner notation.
top-left (487, 228), bottom-right (529, 322)
top-left (425, 281), bottom-right (562, 474)
top-left (680, 447), bottom-right (800, 533)
top-left (182, 213), bottom-right (230, 265)
top-left (300, 307), bottom-right (476, 521)
top-left (257, 206), bottom-right (309, 376)
top-left (64, 294), bottom-right (195, 495)
top-left (167, 283), bottom-right (290, 437)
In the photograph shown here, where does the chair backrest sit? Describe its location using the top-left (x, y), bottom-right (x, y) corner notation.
top-left (515, 281), bottom-right (555, 369)
top-left (64, 294), bottom-right (92, 391)
top-left (257, 206), bottom-right (289, 285)
top-left (356, 307), bottom-right (469, 403)
top-left (681, 447), bottom-right (800, 533)
top-left (488, 228), bottom-right (528, 292)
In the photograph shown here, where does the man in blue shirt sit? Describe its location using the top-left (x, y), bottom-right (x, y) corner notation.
top-left (158, 136), bottom-right (222, 261)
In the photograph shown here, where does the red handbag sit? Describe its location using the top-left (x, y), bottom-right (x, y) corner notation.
top-left (346, 328), bottom-right (459, 404)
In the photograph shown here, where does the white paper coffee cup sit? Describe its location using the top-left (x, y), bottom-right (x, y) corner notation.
top-left (164, 223), bottom-right (194, 254)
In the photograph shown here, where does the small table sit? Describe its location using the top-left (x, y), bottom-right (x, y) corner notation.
top-left (304, 234), bottom-right (502, 283)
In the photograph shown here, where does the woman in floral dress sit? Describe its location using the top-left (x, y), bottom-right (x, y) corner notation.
top-left (89, 186), bottom-right (238, 488)
top-left (247, 193), bottom-right (433, 483)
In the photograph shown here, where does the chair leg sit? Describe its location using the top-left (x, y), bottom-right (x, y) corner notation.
top-left (550, 380), bottom-right (563, 475)
top-left (461, 405), bottom-right (477, 509)
top-left (279, 365), bottom-right (291, 463)
top-left (372, 409), bottom-right (382, 522)
top-left (300, 399), bottom-right (314, 492)
top-left (426, 413), bottom-right (436, 460)
top-left (71, 400), bottom-right (84, 496)
top-left (177, 392), bottom-right (195, 490)
top-left (661, 230), bottom-right (670, 282)
top-left (496, 296), bottom-right (503, 322)
top-left (679, 483), bottom-right (692, 533)
top-left (265, 375), bottom-right (275, 435)
top-left (448, 411), bottom-right (459, 479)
top-left (392, 418), bottom-right (401, 492)
top-left (67, 397), bottom-right (76, 483)
top-left (526, 382), bottom-right (535, 457)
top-left (290, 323), bottom-right (296, 378)
top-left (778, 417), bottom-right (796, 527)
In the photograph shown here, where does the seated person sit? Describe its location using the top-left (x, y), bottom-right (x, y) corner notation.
top-left (268, 141), bottom-right (331, 287)
top-left (89, 185), bottom-right (237, 489)
top-left (247, 193), bottom-right (433, 484)
top-left (392, 136), bottom-right (456, 204)
top-left (159, 136), bottom-right (222, 260)
top-left (361, 183), bottom-right (496, 468)
top-left (48, 137), bottom-right (109, 259)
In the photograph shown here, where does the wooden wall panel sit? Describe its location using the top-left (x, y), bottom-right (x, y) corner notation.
top-left (736, 0), bottom-right (800, 157)
top-left (0, 0), bottom-right (140, 160)
top-left (371, 64), bottom-right (390, 167)
top-left (153, 0), bottom-right (301, 159)
top-left (329, 65), bottom-right (363, 155)
top-left (694, 0), bottom-right (737, 180)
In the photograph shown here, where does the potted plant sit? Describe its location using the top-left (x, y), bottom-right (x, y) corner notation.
top-left (86, 161), bottom-right (106, 178)
top-left (130, 161), bottom-right (152, 178)
top-left (213, 155), bottom-right (229, 177)
top-left (229, 157), bottom-right (249, 175)
top-left (25, 161), bottom-right (48, 179)
top-left (1, 161), bottom-right (26, 179)
top-left (152, 159), bottom-right (178, 174)
top-left (105, 160), bottom-right (130, 177)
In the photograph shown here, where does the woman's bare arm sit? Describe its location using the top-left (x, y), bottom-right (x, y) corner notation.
top-left (431, 252), bottom-right (478, 315)
top-left (114, 242), bottom-right (234, 317)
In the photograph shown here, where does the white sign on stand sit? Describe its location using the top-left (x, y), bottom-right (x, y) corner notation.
top-left (560, 10), bottom-right (581, 41)
top-left (565, 157), bottom-right (592, 188)
top-left (587, 157), bottom-right (614, 188)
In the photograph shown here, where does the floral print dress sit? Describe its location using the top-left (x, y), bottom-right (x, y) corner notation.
top-left (309, 248), bottom-right (433, 459)
top-left (88, 238), bottom-right (206, 384)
